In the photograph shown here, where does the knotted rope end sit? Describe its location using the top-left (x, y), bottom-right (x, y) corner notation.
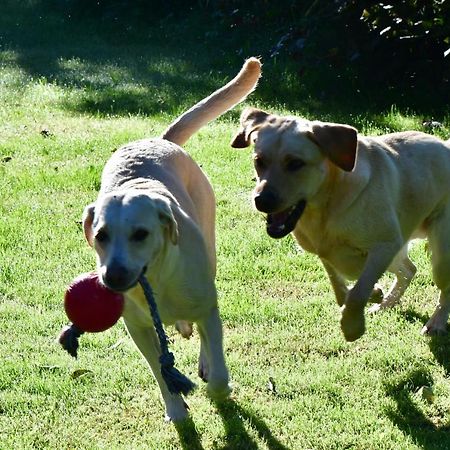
top-left (58, 323), bottom-right (84, 358)
top-left (139, 274), bottom-right (196, 397)
top-left (159, 352), bottom-right (197, 396)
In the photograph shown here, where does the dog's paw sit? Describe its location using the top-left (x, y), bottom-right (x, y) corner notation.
top-left (369, 285), bottom-right (384, 304)
top-left (421, 309), bottom-right (449, 336)
top-left (368, 303), bottom-right (382, 314)
top-left (421, 323), bottom-right (448, 336)
top-left (207, 380), bottom-right (232, 402)
top-left (367, 286), bottom-right (385, 313)
top-left (164, 399), bottom-right (189, 422)
top-left (340, 303), bottom-right (366, 342)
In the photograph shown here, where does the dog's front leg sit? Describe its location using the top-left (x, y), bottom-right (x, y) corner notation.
top-left (322, 259), bottom-right (384, 307)
top-left (123, 317), bottom-right (189, 422)
top-left (196, 307), bottom-right (231, 401)
top-left (321, 259), bottom-right (348, 306)
top-left (340, 241), bottom-right (402, 342)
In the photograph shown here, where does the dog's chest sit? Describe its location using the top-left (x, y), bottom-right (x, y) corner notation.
top-left (124, 279), bottom-right (215, 326)
top-left (293, 212), bottom-right (367, 279)
top-left (292, 207), bottom-right (333, 253)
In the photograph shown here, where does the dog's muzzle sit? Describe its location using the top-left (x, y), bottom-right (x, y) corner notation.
top-left (254, 189), bottom-right (280, 213)
top-left (266, 200), bottom-right (307, 239)
top-left (253, 189), bottom-right (306, 239)
top-left (102, 264), bottom-right (147, 293)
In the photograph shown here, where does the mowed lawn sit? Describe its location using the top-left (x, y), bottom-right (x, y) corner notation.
top-left (1, 6), bottom-right (450, 450)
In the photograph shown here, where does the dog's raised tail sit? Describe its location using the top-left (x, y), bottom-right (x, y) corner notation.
top-left (162, 57), bottom-right (261, 147)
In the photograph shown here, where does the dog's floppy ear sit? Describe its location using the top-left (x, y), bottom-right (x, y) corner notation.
top-left (155, 199), bottom-right (179, 245)
top-left (231, 107), bottom-right (270, 148)
top-left (82, 203), bottom-right (96, 247)
top-left (308, 122), bottom-right (358, 172)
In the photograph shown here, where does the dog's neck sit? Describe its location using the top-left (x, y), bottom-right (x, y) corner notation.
top-left (311, 156), bottom-right (371, 215)
top-left (147, 236), bottom-right (180, 285)
top-left (306, 160), bottom-right (342, 211)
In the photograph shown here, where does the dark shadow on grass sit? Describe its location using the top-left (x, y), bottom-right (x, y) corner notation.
top-left (174, 416), bottom-right (204, 450)
top-left (384, 369), bottom-right (450, 450)
top-left (214, 398), bottom-right (290, 450)
top-left (1, 5), bottom-right (232, 118)
top-left (173, 398), bottom-right (289, 450)
top-left (402, 309), bottom-right (450, 376)
top-left (3, 3), bottom-right (448, 125)
top-left (13, 44), bottom-right (222, 118)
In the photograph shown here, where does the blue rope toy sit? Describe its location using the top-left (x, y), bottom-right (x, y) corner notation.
top-left (59, 274), bottom-right (196, 397)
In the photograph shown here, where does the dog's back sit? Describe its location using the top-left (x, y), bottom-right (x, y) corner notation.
top-left (361, 132), bottom-right (450, 233)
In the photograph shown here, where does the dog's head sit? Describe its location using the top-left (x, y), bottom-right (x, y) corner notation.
top-left (82, 191), bottom-right (178, 292)
top-left (231, 107), bottom-right (358, 238)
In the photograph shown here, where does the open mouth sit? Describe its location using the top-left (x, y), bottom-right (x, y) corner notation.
top-left (266, 200), bottom-right (306, 239)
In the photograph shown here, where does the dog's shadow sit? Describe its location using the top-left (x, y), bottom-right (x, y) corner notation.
top-left (384, 368), bottom-right (450, 450)
top-left (174, 416), bottom-right (204, 450)
top-left (175, 398), bottom-right (289, 450)
top-left (383, 309), bottom-right (450, 449)
top-left (403, 309), bottom-right (450, 375)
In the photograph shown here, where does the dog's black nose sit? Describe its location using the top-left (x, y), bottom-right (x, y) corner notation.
top-left (103, 264), bottom-right (132, 292)
top-left (254, 189), bottom-right (279, 212)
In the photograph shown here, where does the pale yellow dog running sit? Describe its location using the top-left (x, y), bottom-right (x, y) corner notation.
top-left (232, 107), bottom-right (450, 342)
top-left (82, 58), bottom-right (261, 421)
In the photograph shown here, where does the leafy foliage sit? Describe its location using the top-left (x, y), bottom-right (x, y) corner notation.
top-left (208, 0), bottom-right (449, 106)
top-left (341, 1), bottom-right (449, 93)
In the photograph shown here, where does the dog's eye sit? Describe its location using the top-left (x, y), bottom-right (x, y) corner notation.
top-left (131, 228), bottom-right (149, 242)
top-left (95, 229), bottom-right (109, 243)
top-left (286, 159), bottom-right (305, 171)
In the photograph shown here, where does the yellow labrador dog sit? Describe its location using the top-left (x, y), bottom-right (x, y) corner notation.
top-left (232, 107), bottom-right (450, 342)
top-left (82, 58), bottom-right (261, 421)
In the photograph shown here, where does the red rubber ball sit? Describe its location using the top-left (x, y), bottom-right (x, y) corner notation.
top-left (64, 272), bottom-right (124, 332)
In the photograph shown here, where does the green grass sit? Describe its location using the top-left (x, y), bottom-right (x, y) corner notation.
top-left (1, 4), bottom-right (450, 449)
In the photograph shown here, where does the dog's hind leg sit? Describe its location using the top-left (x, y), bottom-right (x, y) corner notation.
top-left (123, 316), bottom-right (189, 422)
top-left (422, 288), bottom-right (450, 335)
top-left (422, 207), bottom-right (450, 335)
top-left (196, 307), bottom-right (231, 401)
top-left (368, 245), bottom-right (416, 313)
